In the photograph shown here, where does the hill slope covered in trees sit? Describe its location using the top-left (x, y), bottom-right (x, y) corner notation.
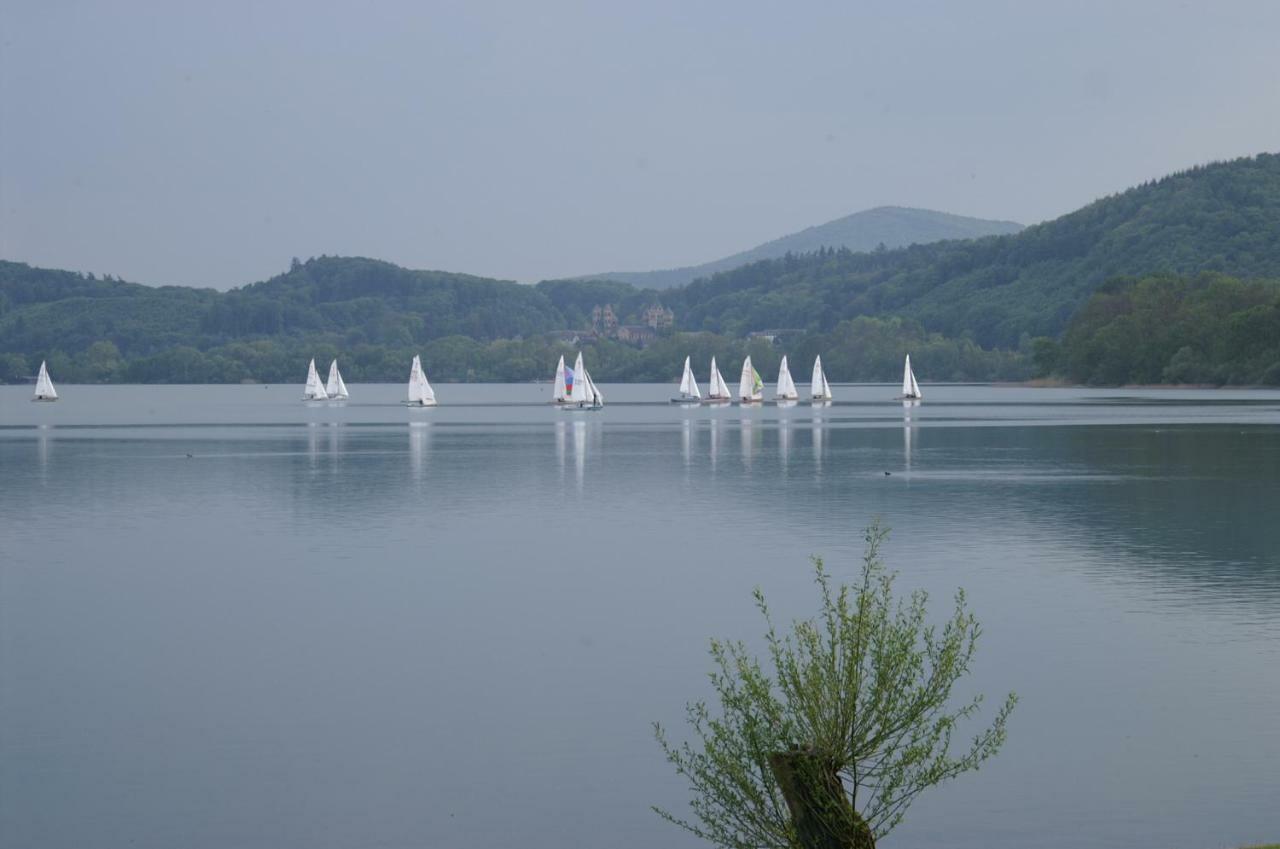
top-left (3, 154), bottom-right (1280, 385)
top-left (0, 255), bottom-right (1023, 384)
top-left (1034, 273), bottom-right (1280, 385)
top-left (657, 153), bottom-right (1280, 348)
top-left (583, 206), bottom-right (1023, 289)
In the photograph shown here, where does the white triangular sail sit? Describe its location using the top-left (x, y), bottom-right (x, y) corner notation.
top-left (326, 359), bottom-right (349, 399)
top-left (902, 354), bottom-right (922, 400)
top-left (677, 356), bottom-right (701, 400)
top-left (811, 355), bottom-right (832, 401)
top-left (569, 352), bottom-right (589, 404)
top-left (553, 355), bottom-right (568, 402)
top-left (775, 355), bottom-right (798, 400)
top-left (303, 358), bottom-right (329, 400)
top-left (715, 368), bottom-right (731, 399)
top-left (708, 357), bottom-right (731, 400)
top-left (407, 355), bottom-right (437, 406)
top-left (738, 356), bottom-right (763, 402)
top-left (583, 368), bottom-right (604, 407)
top-left (33, 360), bottom-right (57, 401)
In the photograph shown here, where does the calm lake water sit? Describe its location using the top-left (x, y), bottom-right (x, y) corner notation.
top-left (2, 383), bottom-right (1279, 849)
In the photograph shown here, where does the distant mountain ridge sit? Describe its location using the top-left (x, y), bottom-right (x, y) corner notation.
top-left (659, 153), bottom-right (1280, 347)
top-left (584, 206), bottom-right (1024, 288)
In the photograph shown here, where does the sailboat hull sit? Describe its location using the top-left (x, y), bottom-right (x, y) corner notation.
top-left (404, 399), bottom-right (438, 407)
top-left (31, 396), bottom-right (57, 402)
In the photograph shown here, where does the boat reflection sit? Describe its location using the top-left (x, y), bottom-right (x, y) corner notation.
top-left (812, 414), bottom-right (824, 472)
top-left (307, 422), bottom-right (321, 467)
top-left (573, 419), bottom-right (586, 490)
top-left (709, 416), bottom-right (723, 473)
top-left (36, 425), bottom-right (51, 476)
top-left (409, 421), bottom-right (430, 480)
top-left (904, 418), bottom-right (913, 474)
top-left (740, 416), bottom-right (757, 466)
top-left (555, 419), bottom-right (566, 481)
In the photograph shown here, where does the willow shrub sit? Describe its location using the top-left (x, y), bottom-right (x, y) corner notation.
top-left (654, 524), bottom-right (1016, 849)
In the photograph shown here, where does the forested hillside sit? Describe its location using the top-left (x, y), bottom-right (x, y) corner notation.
top-left (658, 153), bottom-right (1280, 348)
top-left (1034, 273), bottom-right (1280, 385)
top-left (3, 154), bottom-right (1280, 385)
top-left (585, 206), bottom-right (1023, 289)
top-left (0, 256), bottom-right (1022, 384)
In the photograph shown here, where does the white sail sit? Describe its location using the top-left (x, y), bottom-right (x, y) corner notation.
top-left (583, 368), bottom-right (604, 406)
top-left (553, 355), bottom-right (568, 402)
top-left (903, 354), bottom-right (922, 399)
top-left (326, 359), bottom-right (349, 399)
top-left (811, 355), bottom-right (832, 401)
top-left (677, 356), bottom-right (701, 400)
top-left (303, 358), bottom-right (329, 400)
top-left (716, 368), bottom-right (731, 399)
top-left (708, 357), bottom-right (731, 400)
top-left (33, 360), bottom-right (57, 401)
top-left (775, 355), bottom-right (798, 400)
top-left (407, 355), bottom-right (437, 405)
top-left (739, 356), bottom-right (763, 402)
top-left (569, 352), bottom-right (589, 404)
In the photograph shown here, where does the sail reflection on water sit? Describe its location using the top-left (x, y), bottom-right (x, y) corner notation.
top-left (327, 423), bottom-right (342, 465)
top-left (307, 422), bottom-right (321, 466)
top-left (573, 419), bottom-right (586, 490)
top-left (709, 416), bottom-right (722, 473)
top-left (903, 413), bottom-right (914, 474)
top-left (36, 426), bottom-right (51, 475)
top-left (555, 419), bottom-right (566, 481)
top-left (409, 421), bottom-right (430, 481)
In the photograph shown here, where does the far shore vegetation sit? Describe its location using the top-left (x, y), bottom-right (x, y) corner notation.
top-left (4, 154), bottom-right (1280, 387)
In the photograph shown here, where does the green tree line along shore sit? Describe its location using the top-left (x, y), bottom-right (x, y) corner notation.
top-left (3, 154), bottom-right (1280, 386)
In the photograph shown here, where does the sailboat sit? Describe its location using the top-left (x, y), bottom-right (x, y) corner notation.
top-left (325, 359), bottom-right (349, 400)
top-left (901, 354), bottom-right (923, 401)
top-left (671, 356), bottom-right (702, 403)
top-left (405, 355), bottom-right (437, 406)
top-left (302, 358), bottom-right (329, 401)
top-left (552, 355), bottom-right (570, 404)
top-left (32, 360), bottom-right (58, 402)
top-left (566, 352), bottom-right (603, 410)
top-left (811, 355), bottom-right (833, 402)
top-left (738, 356), bottom-right (764, 404)
top-left (775, 355), bottom-right (798, 401)
top-left (581, 367), bottom-right (604, 409)
top-left (705, 356), bottom-right (732, 404)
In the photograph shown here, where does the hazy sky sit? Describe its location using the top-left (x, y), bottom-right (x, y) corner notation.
top-left (3, 1), bottom-right (1279, 289)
